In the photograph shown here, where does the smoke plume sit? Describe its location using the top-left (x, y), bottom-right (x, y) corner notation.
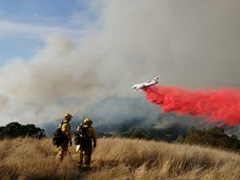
top-left (0, 0), bottom-right (240, 127)
top-left (143, 86), bottom-right (240, 126)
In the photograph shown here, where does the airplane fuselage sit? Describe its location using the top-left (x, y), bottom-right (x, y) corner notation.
top-left (132, 76), bottom-right (159, 90)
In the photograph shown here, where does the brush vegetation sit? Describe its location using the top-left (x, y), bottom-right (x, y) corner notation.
top-left (0, 137), bottom-right (240, 180)
top-left (0, 122), bottom-right (46, 139)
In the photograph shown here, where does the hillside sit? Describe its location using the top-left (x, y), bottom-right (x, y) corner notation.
top-left (0, 138), bottom-right (240, 180)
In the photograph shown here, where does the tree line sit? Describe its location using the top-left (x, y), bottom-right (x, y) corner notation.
top-left (101, 120), bottom-right (240, 153)
top-left (0, 122), bottom-right (46, 139)
top-left (184, 126), bottom-right (240, 152)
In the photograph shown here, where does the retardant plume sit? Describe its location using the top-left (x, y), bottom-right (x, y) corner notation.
top-left (143, 86), bottom-right (240, 126)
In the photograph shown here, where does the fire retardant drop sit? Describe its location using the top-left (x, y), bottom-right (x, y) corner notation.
top-left (143, 86), bottom-right (240, 126)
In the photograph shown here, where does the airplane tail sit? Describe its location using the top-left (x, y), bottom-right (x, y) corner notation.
top-left (154, 76), bottom-right (160, 80)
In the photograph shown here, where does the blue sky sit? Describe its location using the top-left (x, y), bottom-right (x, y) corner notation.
top-left (0, 0), bottom-right (93, 66)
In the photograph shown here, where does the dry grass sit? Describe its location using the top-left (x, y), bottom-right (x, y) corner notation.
top-left (0, 138), bottom-right (80, 180)
top-left (89, 138), bottom-right (240, 180)
top-left (0, 138), bottom-right (240, 180)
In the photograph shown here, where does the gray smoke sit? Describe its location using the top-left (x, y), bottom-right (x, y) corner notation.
top-left (0, 0), bottom-right (240, 131)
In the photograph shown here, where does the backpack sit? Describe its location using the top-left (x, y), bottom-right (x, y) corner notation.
top-left (52, 121), bottom-right (67, 147)
top-left (74, 125), bottom-right (92, 151)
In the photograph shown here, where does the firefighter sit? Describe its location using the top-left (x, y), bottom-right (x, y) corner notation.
top-left (76, 117), bottom-right (97, 170)
top-left (56, 113), bottom-right (73, 161)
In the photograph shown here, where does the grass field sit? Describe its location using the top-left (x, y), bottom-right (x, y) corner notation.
top-left (0, 137), bottom-right (240, 180)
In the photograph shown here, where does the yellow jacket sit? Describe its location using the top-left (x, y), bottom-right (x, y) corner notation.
top-left (59, 120), bottom-right (71, 139)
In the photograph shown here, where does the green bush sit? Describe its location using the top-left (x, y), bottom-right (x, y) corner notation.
top-left (0, 122), bottom-right (46, 139)
top-left (184, 126), bottom-right (240, 152)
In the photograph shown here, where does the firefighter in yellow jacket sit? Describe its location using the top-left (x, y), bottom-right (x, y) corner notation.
top-left (75, 118), bottom-right (97, 169)
top-left (56, 113), bottom-right (73, 161)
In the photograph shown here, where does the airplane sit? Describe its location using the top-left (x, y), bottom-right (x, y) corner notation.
top-left (132, 76), bottom-right (159, 90)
